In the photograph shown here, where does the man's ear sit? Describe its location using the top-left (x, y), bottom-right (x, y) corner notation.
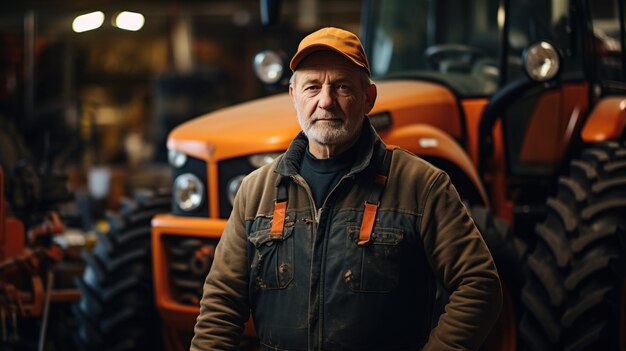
top-left (289, 85), bottom-right (296, 105)
top-left (364, 83), bottom-right (377, 114)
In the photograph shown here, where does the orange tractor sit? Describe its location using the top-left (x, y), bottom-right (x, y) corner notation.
top-left (75, 0), bottom-right (625, 350)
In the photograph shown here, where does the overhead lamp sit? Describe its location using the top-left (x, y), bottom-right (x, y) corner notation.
top-left (72, 11), bottom-right (105, 33)
top-left (114, 11), bottom-right (145, 31)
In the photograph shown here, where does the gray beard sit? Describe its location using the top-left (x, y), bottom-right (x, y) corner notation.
top-left (298, 112), bottom-right (360, 146)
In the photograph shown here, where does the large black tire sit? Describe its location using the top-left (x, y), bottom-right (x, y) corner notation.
top-left (519, 142), bottom-right (626, 350)
top-left (561, 143), bottom-right (626, 351)
top-left (73, 189), bottom-right (171, 351)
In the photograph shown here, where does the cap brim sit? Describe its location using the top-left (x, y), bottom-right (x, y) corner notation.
top-left (289, 44), bottom-right (370, 75)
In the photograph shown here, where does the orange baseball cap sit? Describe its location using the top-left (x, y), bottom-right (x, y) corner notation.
top-left (290, 27), bottom-right (370, 76)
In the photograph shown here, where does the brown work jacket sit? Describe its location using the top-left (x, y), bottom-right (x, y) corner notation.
top-left (191, 120), bottom-right (502, 351)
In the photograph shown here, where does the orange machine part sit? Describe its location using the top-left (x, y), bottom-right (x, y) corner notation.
top-left (373, 80), bottom-right (463, 140)
top-left (384, 124), bottom-right (489, 206)
top-left (518, 91), bottom-right (562, 163)
top-left (208, 161), bottom-right (217, 218)
top-left (151, 215), bottom-right (256, 343)
top-left (152, 215), bottom-right (226, 330)
top-left (518, 84), bottom-right (588, 165)
top-left (167, 93), bottom-right (301, 161)
top-left (581, 96), bottom-right (626, 142)
top-left (486, 119), bottom-right (514, 223)
top-left (462, 98), bottom-right (490, 167)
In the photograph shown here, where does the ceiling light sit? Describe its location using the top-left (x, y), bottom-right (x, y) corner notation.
top-left (72, 11), bottom-right (105, 33)
top-left (114, 11), bottom-right (145, 31)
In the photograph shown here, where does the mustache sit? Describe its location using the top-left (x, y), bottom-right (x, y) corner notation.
top-left (311, 111), bottom-right (344, 122)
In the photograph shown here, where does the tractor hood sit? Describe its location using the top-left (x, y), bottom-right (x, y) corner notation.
top-left (167, 80), bottom-right (459, 161)
top-left (168, 93), bottom-right (299, 161)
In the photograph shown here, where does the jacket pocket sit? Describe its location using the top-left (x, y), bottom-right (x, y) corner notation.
top-left (344, 225), bottom-right (403, 293)
top-left (248, 225), bottom-right (295, 290)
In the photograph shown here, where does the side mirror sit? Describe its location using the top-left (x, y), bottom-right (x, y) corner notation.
top-left (260, 0), bottom-right (281, 26)
top-left (522, 41), bottom-right (561, 82)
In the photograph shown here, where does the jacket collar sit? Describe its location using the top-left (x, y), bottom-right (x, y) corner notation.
top-left (275, 117), bottom-right (385, 178)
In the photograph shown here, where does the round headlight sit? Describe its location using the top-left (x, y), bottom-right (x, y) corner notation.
top-left (253, 50), bottom-right (285, 85)
top-left (523, 41), bottom-right (560, 82)
top-left (248, 152), bottom-right (282, 168)
top-left (168, 149), bottom-right (188, 168)
top-left (227, 175), bottom-right (246, 206)
top-left (174, 173), bottom-right (204, 211)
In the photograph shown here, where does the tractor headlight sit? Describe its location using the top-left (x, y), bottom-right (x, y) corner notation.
top-left (226, 175), bottom-right (246, 205)
top-left (168, 149), bottom-right (188, 168)
top-left (523, 41), bottom-right (561, 82)
top-left (253, 50), bottom-right (286, 85)
top-left (224, 152), bottom-right (282, 206)
top-left (248, 152), bottom-right (282, 168)
top-left (174, 173), bottom-right (204, 211)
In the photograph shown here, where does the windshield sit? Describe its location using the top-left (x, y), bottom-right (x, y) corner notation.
top-left (589, 0), bottom-right (626, 88)
top-left (363, 0), bottom-right (585, 96)
top-left (363, 0), bottom-right (502, 96)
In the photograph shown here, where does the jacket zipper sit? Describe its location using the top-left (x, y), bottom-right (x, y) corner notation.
top-left (294, 173), bottom-right (354, 350)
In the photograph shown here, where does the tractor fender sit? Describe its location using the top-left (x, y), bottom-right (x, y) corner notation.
top-left (581, 96), bottom-right (626, 142)
top-left (383, 124), bottom-right (489, 206)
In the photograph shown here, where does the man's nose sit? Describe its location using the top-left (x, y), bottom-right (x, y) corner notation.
top-left (317, 85), bottom-right (336, 110)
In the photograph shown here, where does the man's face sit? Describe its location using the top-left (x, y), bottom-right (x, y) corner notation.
top-left (289, 51), bottom-right (375, 153)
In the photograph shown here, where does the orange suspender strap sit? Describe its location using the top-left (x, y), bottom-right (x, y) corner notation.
top-left (358, 145), bottom-right (396, 245)
top-left (270, 178), bottom-right (289, 238)
top-left (359, 202), bottom-right (378, 245)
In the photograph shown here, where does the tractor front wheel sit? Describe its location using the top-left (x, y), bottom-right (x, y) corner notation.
top-left (73, 190), bottom-right (170, 351)
top-left (520, 142), bottom-right (626, 350)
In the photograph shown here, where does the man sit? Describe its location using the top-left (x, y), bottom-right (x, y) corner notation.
top-left (191, 27), bottom-right (501, 351)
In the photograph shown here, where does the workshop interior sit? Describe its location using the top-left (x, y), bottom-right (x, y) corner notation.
top-left (0, 0), bottom-right (624, 350)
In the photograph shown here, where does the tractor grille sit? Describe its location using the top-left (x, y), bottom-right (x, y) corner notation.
top-left (164, 235), bottom-right (219, 306)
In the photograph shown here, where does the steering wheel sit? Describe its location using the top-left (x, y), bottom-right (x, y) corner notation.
top-left (424, 44), bottom-right (488, 73)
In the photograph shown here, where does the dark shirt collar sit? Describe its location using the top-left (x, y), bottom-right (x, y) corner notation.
top-left (303, 135), bottom-right (360, 173)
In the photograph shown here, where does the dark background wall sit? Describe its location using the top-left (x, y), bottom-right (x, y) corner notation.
top-left (0, 0), bottom-right (362, 193)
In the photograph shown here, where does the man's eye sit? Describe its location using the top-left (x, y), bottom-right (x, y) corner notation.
top-left (337, 84), bottom-right (351, 93)
top-left (304, 85), bottom-right (319, 91)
